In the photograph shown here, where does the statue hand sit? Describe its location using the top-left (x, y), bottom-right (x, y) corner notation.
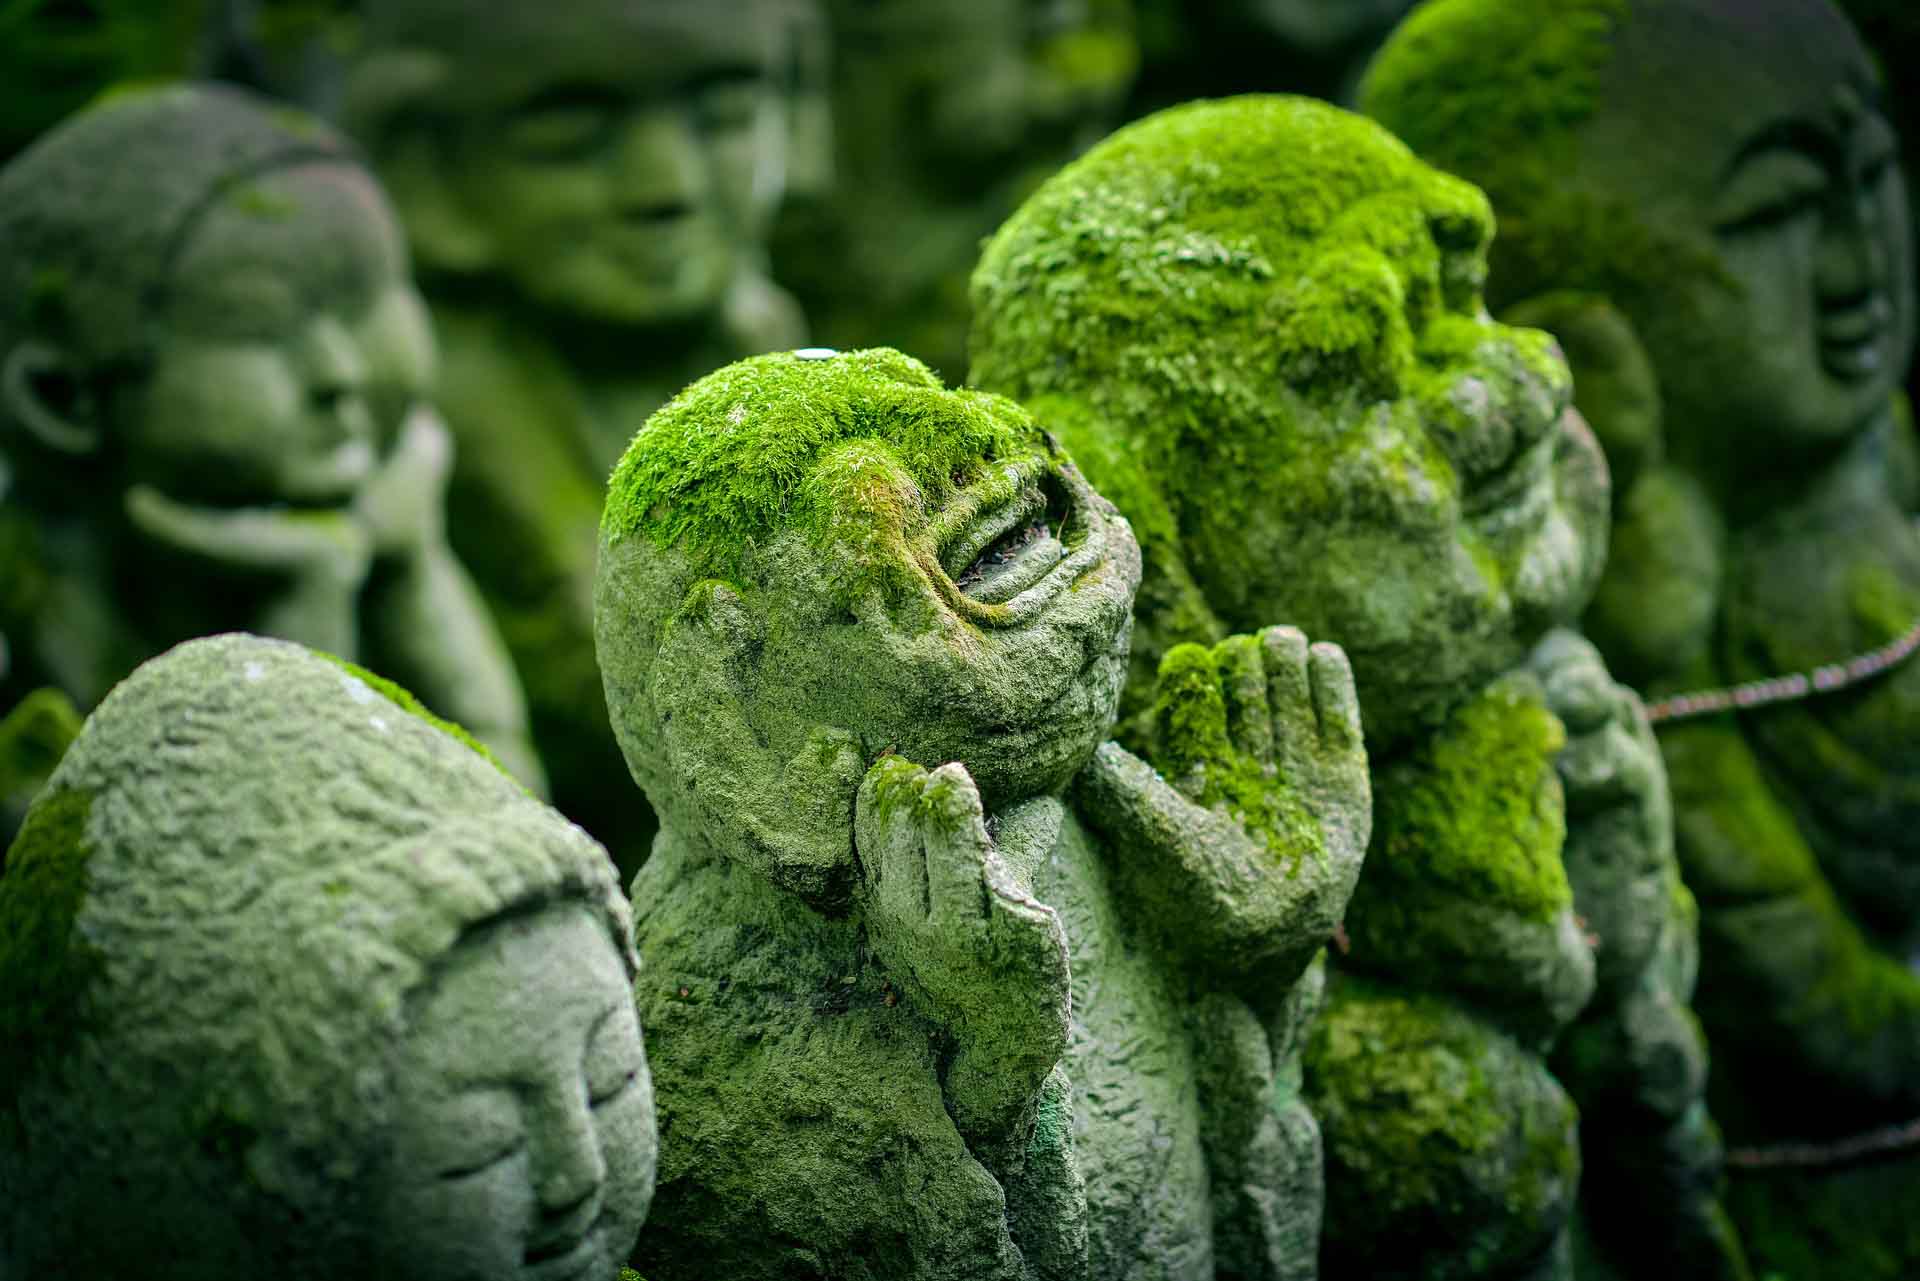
top-left (1529, 627), bottom-right (1672, 989)
top-left (856, 756), bottom-right (1070, 1145)
top-left (1076, 626), bottom-right (1370, 982)
top-left (353, 404), bottom-right (452, 559)
top-left (126, 483), bottom-right (373, 587)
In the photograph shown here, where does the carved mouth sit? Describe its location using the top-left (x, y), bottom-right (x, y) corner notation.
top-left (1819, 296), bottom-right (1895, 382)
top-left (525, 1223), bottom-right (599, 1279)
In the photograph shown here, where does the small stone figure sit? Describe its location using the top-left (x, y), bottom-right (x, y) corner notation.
top-left (971, 96), bottom-right (1694, 1281)
top-left (0, 633), bottom-right (655, 1278)
top-left (768, 0), bottom-right (1138, 384)
top-left (345, 0), bottom-right (821, 872)
top-left (1364, 2), bottom-right (1917, 1274)
top-left (595, 348), bottom-right (1369, 1279)
top-left (0, 82), bottom-right (544, 793)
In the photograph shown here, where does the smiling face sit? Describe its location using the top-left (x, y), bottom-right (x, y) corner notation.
top-left (755, 437), bottom-right (1139, 807)
top-left (119, 161), bottom-right (435, 507)
top-left (1183, 194), bottom-right (1609, 748)
top-left (373, 903), bottom-right (655, 1281)
top-left (1573, 0), bottom-right (1914, 470)
top-left (425, 0), bottom-right (781, 328)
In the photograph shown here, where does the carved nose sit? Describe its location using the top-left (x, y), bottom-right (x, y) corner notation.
top-left (611, 111), bottom-right (705, 221)
top-left (532, 1087), bottom-right (608, 1215)
top-left (1817, 193), bottom-right (1892, 310)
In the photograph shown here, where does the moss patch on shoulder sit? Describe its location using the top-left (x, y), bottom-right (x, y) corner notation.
top-left (314, 652), bottom-right (515, 783)
top-left (602, 347), bottom-right (1044, 584)
top-left (1369, 674), bottom-right (1572, 921)
top-left (0, 786), bottom-right (100, 1120)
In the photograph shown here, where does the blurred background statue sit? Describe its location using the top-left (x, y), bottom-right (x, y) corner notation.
top-left (973, 94), bottom-right (1717, 1281)
top-left (0, 83), bottom-right (545, 835)
top-left (344, 0), bottom-right (822, 875)
top-left (1127, 0), bottom-right (1416, 111)
top-left (0, 634), bottom-right (654, 1279)
top-left (1366, 1), bottom-right (1919, 1276)
top-left (769, 0), bottom-right (1138, 384)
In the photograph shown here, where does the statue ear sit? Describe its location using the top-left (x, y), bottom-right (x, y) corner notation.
top-left (650, 580), bottom-right (864, 912)
top-left (1, 341), bottom-right (102, 456)
top-left (1501, 291), bottom-right (1662, 500)
top-left (342, 51), bottom-right (497, 275)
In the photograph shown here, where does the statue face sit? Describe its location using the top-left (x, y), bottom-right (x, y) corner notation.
top-left (436, 3), bottom-right (780, 327)
top-left (373, 903), bottom-right (654, 1281)
top-left (121, 162), bottom-right (434, 506)
top-left (1577, 0), bottom-right (1914, 459)
top-left (756, 444), bottom-right (1139, 808)
top-left (1188, 203), bottom-right (1609, 747)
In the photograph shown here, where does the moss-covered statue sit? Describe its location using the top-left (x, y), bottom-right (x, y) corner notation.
top-left (342, 0), bottom-right (817, 874)
top-left (0, 82), bottom-right (544, 800)
top-left (1364, 2), bottom-right (1919, 1275)
top-left (595, 347), bottom-right (1369, 1279)
top-left (0, 633), bottom-right (655, 1278)
top-left (766, 0), bottom-right (1137, 384)
top-left (971, 95), bottom-right (1720, 1281)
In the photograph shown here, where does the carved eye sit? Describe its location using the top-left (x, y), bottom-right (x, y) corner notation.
top-left (437, 1137), bottom-right (526, 1181)
top-left (590, 1068), bottom-right (640, 1108)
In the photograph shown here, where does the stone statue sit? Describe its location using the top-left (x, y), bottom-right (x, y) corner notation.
top-left (767, 0), bottom-right (1137, 384)
top-left (971, 95), bottom-right (1709, 1281)
top-left (1364, 1), bottom-right (1916, 1274)
top-left (595, 347), bottom-right (1369, 1279)
top-left (344, 0), bottom-right (819, 873)
top-left (0, 82), bottom-right (545, 794)
top-left (0, 632), bottom-right (655, 1278)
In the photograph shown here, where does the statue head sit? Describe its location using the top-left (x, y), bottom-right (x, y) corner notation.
top-left (594, 347), bottom-right (1140, 907)
top-left (971, 96), bottom-right (1609, 750)
top-left (346, 0), bottom-right (801, 330)
top-left (0, 634), bottom-right (654, 1279)
top-left (0, 82), bottom-right (434, 509)
top-left (1362, 0), bottom-right (1914, 479)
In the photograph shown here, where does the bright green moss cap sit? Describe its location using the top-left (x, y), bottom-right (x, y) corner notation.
top-left (602, 347), bottom-right (1045, 577)
top-left (1360, 0), bottom-right (1626, 205)
top-left (970, 95), bottom-right (1494, 462)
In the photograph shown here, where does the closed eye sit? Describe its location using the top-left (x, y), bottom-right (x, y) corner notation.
top-left (437, 1138), bottom-right (526, 1181)
top-left (590, 1068), bottom-right (639, 1107)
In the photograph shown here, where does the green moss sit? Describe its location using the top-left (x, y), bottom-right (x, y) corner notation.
top-left (1847, 561), bottom-right (1918, 646)
top-left (0, 786), bottom-right (100, 1121)
top-left (1306, 975), bottom-right (1580, 1275)
top-left (1727, 1158), bottom-right (1920, 1281)
top-left (1368, 675), bottom-right (1572, 922)
top-left (0, 687), bottom-right (80, 821)
top-left (1150, 639), bottom-right (1322, 860)
top-left (603, 348), bottom-right (1046, 593)
top-left (1360, 0), bottom-right (1722, 311)
top-left (313, 652), bottom-right (517, 784)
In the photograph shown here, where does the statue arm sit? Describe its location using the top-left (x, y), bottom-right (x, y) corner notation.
top-left (1072, 626), bottom-right (1370, 987)
top-left (354, 407), bottom-right (549, 795)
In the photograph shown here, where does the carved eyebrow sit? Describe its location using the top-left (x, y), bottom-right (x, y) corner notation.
top-left (1722, 120), bottom-right (1841, 182)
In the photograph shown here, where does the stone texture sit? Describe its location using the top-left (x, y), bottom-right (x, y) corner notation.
top-left (970, 95), bottom-right (1656, 1280)
top-left (0, 633), bottom-right (653, 1279)
top-left (596, 348), bottom-right (1368, 1279)
top-left (1366, 2), bottom-right (1916, 1274)
top-left (0, 82), bottom-right (543, 795)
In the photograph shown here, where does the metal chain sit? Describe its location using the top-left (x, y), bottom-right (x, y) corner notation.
top-left (1727, 1116), bottom-right (1920, 1172)
top-left (1645, 618), bottom-right (1920, 725)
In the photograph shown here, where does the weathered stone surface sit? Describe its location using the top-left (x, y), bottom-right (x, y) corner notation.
top-left (344, 0), bottom-right (824, 874)
top-left (768, 0), bottom-right (1137, 384)
top-left (970, 95), bottom-right (1654, 1279)
top-left (1366, 2), bottom-right (1915, 1274)
top-left (596, 348), bottom-right (1368, 1279)
top-left (0, 82), bottom-right (543, 794)
top-left (0, 633), bottom-right (654, 1279)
